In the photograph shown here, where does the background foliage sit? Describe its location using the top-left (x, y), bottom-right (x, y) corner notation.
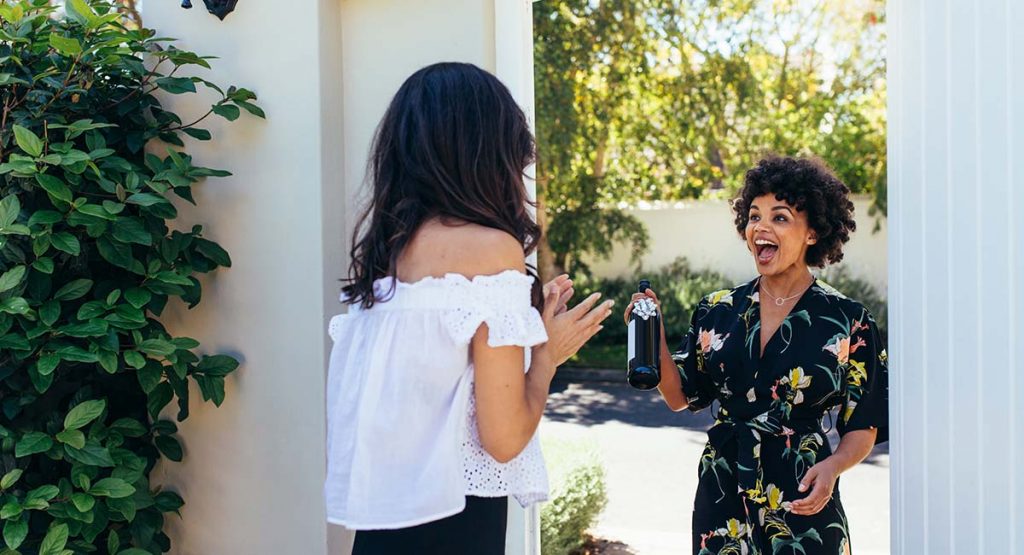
top-left (0, 1), bottom-right (261, 552)
top-left (534, 0), bottom-right (887, 276)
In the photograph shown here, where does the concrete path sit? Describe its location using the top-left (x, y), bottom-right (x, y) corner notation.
top-left (542, 379), bottom-right (890, 555)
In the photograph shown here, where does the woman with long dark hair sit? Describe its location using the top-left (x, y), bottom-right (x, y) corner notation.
top-left (324, 62), bottom-right (614, 553)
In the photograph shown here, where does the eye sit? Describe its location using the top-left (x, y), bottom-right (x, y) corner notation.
top-left (774, 215), bottom-right (787, 222)
top-left (749, 214), bottom-right (760, 222)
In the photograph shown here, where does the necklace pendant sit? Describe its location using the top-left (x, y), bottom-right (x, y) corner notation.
top-left (775, 297), bottom-right (786, 306)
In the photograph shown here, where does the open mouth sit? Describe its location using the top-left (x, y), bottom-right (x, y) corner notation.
top-left (754, 238), bottom-right (778, 264)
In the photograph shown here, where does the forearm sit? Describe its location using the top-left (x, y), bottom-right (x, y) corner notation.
top-left (826, 428), bottom-right (877, 473)
top-left (655, 326), bottom-right (689, 411)
top-left (475, 344), bottom-right (556, 463)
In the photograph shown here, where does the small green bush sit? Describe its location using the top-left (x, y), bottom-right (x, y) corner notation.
top-left (540, 437), bottom-right (608, 555)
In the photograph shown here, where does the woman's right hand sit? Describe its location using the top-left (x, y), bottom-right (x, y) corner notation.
top-left (542, 288), bottom-right (615, 366)
top-left (623, 288), bottom-right (661, 326)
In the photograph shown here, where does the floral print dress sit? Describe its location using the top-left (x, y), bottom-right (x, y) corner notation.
top-left (673, 277), bottom-right (889, 555)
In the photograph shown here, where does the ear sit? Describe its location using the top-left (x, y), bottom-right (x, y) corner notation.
top-left (807, 231), bottom-right (818, 245)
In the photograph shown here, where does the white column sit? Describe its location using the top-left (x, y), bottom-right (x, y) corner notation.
top-left (888, 0), bottom-right (1023, 553)
top-left (142, 0), bottom-right (343, 554)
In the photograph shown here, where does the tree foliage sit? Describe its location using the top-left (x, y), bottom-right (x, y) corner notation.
top-left (534, 0), bottom-right (886, 275)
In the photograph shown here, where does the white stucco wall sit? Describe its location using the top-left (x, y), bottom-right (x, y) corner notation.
top-left (583, 197), bottom-right (888, 293)
top-left (888, 0), bottom-right (1023, 552)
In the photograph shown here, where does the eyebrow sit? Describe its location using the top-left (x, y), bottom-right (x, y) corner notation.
top-left (749, 204), bottom-right (795, 215)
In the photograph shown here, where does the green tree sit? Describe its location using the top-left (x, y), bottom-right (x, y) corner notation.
top-left (534, 0), bottom-right (886, 277)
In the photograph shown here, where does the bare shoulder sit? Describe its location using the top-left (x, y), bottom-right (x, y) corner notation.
top-left (400, 220), bottom-right (526, 281)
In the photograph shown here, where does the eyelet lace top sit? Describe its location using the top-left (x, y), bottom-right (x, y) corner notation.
top-left (324, 270), bottom-right (549, 530)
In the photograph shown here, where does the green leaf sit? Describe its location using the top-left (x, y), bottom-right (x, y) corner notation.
top-left (3, 516), bottom-right (27, 550)
top-left (195, 238), bottom-right (231, 267)
top-left (154, 491), bottom-right (185, 513)
top-left (12, 125), bottom-right (43, 157)
top-left (147, 382), bottom-right (174, 417)
top-left (61, 320), bottom-right (108, 337)
top-left (118, 549), bottom-right (152, 555)
top-left (126, 193), bottom-right (167, 207)
top-left (70, 492), bottom-right (95, 512)
top-left (97, 237), bottom-right (134, 270)
top-left (90, 478), bottom-right (135, 499)
top-left (212, 104), bottom-right (241, 121)
top-left (112, 219), bottom-right (152, 245)
top-left (54, 278), bottom-right (93, 301)
top-left (56, 429), bottom-right (86, 449)
top-left (98, 350), bottom-right (118, 373)
top-left (124, 287), bottom-right (152, 309)
top-left (156, 271), bottom-right (192, 285)
top-left (40, 300), bottom-right (61, 326)
top-left (26, 485), bottom-right (59, 502)
top-left (0, 195), bottom-right (21, 227)
top-left (138, 339), bottom-right (176, 357)
top-left (36, 174), bottom-right (73, 204)
top-left (66, 0), bottom-right (99, 27)
top-left (154, 436), bottom-right (183, 462)
top-left (33, 257), bottom-right (55, 274)
top-left (137, 362), bottom-right (162, 394)
top-left (155, 77), bottom-right (197, 94)
top-left (64, 441), bottom-right (115, 467)
top-left (182, 128), bottom-right (212, 141)
top-left (124, 351), bottom-right (146, 369)
top-left (0, 265), bottom-right (26, 293)
top-left (64, 399), bottom-right (106, 430)
top-left (55, 345), bottom-right (98, 363)
top-left (237, 100), bottom-right (266, 119)
top-left (51, 232), bottom-right (81, 255)
top-left (1, 502), bottom-right (21, 519)
top-left (1, 469), bottom-right (23, 490)
top-left (15, 432), bottom-right (53, 457)
top-left (109, 418), bottom-right (147, 438)
top-left (0, 297), bottom-right (30, 315)
top-left (77, 204), bottom-right (117, 220)
top-left (37, 354), bottom-right (60, 376)
top-left (38, 522), bottom-right (69, 555)
top-left (76, 300), bottom-right (107, 320)
top-left (196, 354), bottom-right (239, 376)
top-left (28, 210), bottom-right (61, 226)
top-left (49, 33), bottom-right (82, 56)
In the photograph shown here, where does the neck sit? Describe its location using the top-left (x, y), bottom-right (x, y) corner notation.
top-left (760, 266), bottom-right (813, 298)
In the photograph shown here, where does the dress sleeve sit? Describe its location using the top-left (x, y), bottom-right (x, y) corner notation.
top-left (837, 307), bottom-right (889, 444)
top-left (442, 271), bottom-right (548, 348)
top-left (671, 298), bottom-right (716, 413)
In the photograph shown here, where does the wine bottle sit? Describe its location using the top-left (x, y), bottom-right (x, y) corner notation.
top-left (627, 280), bottom-right (661, 390)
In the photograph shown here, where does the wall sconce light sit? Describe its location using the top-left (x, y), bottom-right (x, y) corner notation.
top-left (180, 0), bottom-right (239, 21)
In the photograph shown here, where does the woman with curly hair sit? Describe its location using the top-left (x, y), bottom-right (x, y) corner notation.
top-left (625, 155), bottom-right (888, 554)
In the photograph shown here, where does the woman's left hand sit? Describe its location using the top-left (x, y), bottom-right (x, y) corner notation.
top-left (543, 274), bottom-right (573, 316)
top-left (790, 459), bottom-right (839, 515)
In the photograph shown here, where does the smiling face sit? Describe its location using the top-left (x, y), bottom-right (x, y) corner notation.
top-left (744, 194), bottom-right (817, 277)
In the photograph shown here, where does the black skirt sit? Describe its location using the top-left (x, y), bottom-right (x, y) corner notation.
top-left (352, 496), bottom-right (508, 555)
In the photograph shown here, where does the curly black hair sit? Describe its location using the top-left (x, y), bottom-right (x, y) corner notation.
top-left (732, 155), bottom-right (856, 268)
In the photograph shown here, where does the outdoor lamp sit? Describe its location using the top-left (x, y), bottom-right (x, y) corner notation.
top-left (180, 0), bottom-right (239, 20)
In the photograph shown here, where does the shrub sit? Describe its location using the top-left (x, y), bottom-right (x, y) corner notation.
top-left (540, 437), bottom-right (608, 555)
top-left (0, 1), bottom-right (262, 552)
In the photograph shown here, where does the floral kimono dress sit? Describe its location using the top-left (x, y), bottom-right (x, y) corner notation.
top-left (674, 277), bottom-right (889, 555)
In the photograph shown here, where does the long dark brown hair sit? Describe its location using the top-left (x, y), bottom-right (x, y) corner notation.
top-left (342, 62), bottom-right (543, 309)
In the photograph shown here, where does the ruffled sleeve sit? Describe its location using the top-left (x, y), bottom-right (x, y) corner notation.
top-left (441, 270), bottom-right (548, 348)
top-left (837, 306), bottom-right (889, 444)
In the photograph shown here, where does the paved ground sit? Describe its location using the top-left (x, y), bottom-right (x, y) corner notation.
top-left (542, 379), bottom-right (890, 555)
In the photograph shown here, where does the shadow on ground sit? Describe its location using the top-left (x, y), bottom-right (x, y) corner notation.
top-left (546, 379), bottom-right (889, 465)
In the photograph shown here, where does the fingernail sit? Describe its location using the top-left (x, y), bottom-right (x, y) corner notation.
top-left (606, 300), bottom-right (615, 306)
top-left (798, 484), bottom-right (806, 491)
top-left (598, 325), bottom-right (604, 331)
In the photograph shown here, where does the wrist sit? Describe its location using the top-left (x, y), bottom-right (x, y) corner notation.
top-left (530, 345), bottom-right (556, 376)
